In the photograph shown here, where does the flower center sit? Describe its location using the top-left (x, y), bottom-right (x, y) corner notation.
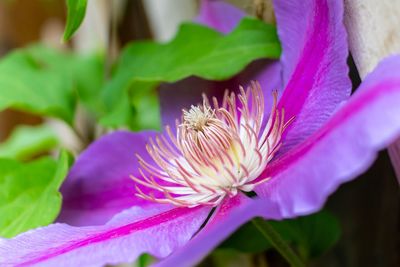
top-left (183, 105), bottom-right (215, 132)
top-left (131, 81), bottom-right (293, 207)
top-left (181, 104), bottom-right (233, 161)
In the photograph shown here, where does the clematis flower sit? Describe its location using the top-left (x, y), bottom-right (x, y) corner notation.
top-left (2, 0), bottom-right (400, 266)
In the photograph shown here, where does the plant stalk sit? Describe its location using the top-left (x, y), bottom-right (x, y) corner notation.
top-left (252, 217), bottom-right (306, 267)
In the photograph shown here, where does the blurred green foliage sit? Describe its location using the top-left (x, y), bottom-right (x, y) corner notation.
top-left (0, 124), bottom-right (58, 160)
top-left (0, 45), bottom-right (104, 125)
top-left (220, 210), bottom-right (341, 260)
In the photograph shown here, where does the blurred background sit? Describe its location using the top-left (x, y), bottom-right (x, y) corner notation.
top-left (0, 1), bottom-right (398, 266)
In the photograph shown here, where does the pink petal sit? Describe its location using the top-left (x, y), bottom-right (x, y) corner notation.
top-left (195, 0), bottom-right (245, 34)
top-left (255, 56), bottom-right (400, 217)
top-left (59, 131), bottom-right (159, 226)
top-left (0, 205), bottom-right (211, 267)
top-left (275, 0), bottom-right (351, 154)
top-left (155, 194), bottom-right (282, 267)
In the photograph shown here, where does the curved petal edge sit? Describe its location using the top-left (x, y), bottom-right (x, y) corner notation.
top-left (256, 55), bottom-right (400, 217)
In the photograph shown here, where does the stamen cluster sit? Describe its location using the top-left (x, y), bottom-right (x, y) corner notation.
top-left (131, 82), bottom-right (292, 207)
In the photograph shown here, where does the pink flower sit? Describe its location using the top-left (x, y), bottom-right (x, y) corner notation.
top-left (2, 0), bottom-right (400, 266)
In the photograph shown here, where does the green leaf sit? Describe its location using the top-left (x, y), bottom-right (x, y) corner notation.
top-left (275, 210), bottom-right (341, 259)
top-left (220, 221), bottom-right (272, 253)
top-left (100, 81), bottom-right (160, 130)
top-left (0, 48), bottom-right (75, 123)
top-left (0, 151), bottom-right (73, 238)
top-left (137, 254), bottom-right (154, 267)
top-left (0, 124), bottom-right (59, 160)
top-left (101, 17), bottom-right (281, 130)
top-left (25, 45), bottom-right (105, 116)
top-left (0, 45), bottom-right (104, 123)
top-left (208, 249), bottom-right (254, 267)
top-left (63, 0), bottom-right (88, 41)
top-left (220, 210), bottom-right (341, 259)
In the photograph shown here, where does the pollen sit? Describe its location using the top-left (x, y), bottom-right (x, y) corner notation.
top-left (131, 81), bottom-right (293, 207)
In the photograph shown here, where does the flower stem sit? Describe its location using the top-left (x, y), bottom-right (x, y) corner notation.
top-left (252, 218), bottom-right (305, 267)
